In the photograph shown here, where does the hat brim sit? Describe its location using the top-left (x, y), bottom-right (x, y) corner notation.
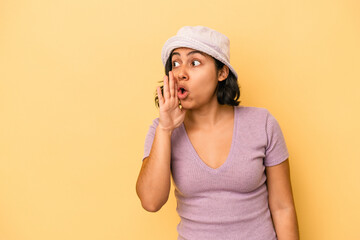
top-left (161, 35), bottom-right (238, 79)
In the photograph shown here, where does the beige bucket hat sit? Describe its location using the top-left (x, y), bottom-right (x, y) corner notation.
top-left (161, 26), bottom-right (238, 79)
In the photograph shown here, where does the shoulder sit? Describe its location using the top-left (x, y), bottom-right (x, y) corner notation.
top-left (144, 117), bottom-right (160, 136)
top-left (235, 105), bottom-right (271, 122)
top-left (149, 117), bottom-right (160, 127)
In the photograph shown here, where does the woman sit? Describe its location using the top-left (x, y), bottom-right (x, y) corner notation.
top-left (136, 26), bottom-right (299, 240)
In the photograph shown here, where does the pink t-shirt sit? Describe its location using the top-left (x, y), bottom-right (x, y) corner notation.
top-left (142, 106), bottom-right (289, 240)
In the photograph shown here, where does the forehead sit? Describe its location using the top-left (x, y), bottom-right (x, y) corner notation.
top-left (171, 47), bottom-right (210, 58)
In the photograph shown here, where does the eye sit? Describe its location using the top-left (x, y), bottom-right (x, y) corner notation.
top-left (173, 61), bottom-right (180, 67)
top-left (192, 60), bottom-right (200, 66)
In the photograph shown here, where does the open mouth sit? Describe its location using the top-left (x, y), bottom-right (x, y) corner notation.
top-left (178, 86), bottom-right (187, 93)
top-left (177, 86), bottom-right (189, 99)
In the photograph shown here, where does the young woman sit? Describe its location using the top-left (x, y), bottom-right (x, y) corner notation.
top-left (136, 26), bottom-right (299, 240)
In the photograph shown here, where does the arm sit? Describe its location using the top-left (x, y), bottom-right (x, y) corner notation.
top-left (136, 126), bottom-right (172, 212)
top-left (266, 158), bottom-right (300, 240)
top-left (136, 71), bottom-right (186, 212)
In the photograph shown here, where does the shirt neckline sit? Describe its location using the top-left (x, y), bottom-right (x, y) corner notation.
top-left (181, 106), bottom-right (239, 173)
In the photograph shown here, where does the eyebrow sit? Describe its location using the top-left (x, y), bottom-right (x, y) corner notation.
top-left (171, 50), bottom-right (206, 58)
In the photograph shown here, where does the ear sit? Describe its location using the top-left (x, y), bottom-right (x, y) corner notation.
top-left (218, 65), bottom-right (229, 82)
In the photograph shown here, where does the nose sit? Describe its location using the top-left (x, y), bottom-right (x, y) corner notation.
top-left (176, 65), bottom-right (189, 81)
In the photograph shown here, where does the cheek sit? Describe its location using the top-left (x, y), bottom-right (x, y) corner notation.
top-left (195, 72), bottom-right (218, 91)
top-left (192, 80), bottom-right (218, 100)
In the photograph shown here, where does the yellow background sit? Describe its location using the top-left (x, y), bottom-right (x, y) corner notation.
top-left (1, 0), bottom-right (359, 239)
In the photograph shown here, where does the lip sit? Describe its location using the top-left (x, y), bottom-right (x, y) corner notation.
top-left (177, 84), bottom-right (188, 92)
top-left (177, 85), bottom-right (189, 100)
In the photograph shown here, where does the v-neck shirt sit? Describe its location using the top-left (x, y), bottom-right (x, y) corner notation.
top-left (181, 106), bottom-right (237, 172)
top-left (142, 106), bottom-right (289, 240)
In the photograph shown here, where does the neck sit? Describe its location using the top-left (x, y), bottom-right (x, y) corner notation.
top-left (184, 101), bottom-right (234, 130)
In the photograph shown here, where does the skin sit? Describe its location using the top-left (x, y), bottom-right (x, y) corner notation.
top-left (136, 47), bottom-right (299, 239)
top-left (169, 48), bottom-right (235, 168)
top-left (266, 158), bottom-right (300, 239)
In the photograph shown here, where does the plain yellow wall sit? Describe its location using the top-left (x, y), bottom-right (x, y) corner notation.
top-left (0, 0), bottom-right (359, 239)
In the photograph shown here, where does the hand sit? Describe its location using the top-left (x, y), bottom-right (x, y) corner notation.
top-left (156, 71), bottom-right (187, 132)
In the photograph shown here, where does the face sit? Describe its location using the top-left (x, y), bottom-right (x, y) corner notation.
top-left (170, 47), bottom-right (228, 109)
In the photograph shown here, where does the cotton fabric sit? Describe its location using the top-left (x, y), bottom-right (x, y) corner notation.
top-left (142, 106), bottom-right (289, 240)
top-left (161, 26), bottom-right (238, 79)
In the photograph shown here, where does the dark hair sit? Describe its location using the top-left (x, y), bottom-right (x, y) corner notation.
top-left (154, 50), bottom-right (241, 108)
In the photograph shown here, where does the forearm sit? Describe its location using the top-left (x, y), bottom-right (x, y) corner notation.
top-left (271, 207), bottom-right (299, 240)
top-left (136, 126), bottom-right (172, 212)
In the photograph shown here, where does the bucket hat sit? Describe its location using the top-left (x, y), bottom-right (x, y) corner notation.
top-left (161, 26), bottom-right (238, 79)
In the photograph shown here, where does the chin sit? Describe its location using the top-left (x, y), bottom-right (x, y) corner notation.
top-left (179, 102), bottom-right (190, 110)
top-left (180, 105), bottom-right (189, 110)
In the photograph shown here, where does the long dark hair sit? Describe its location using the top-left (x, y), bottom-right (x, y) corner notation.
top-left (154, 50), bottom-right (241, 108)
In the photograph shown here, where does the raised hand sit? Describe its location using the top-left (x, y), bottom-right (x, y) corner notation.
top-left (156, 71), bottom-right (187, 132)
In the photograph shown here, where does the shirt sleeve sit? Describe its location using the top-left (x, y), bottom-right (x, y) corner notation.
top-left (264, 111), bottom-right (289, 166)
top-left (142, 118), bottom-right (160, 161)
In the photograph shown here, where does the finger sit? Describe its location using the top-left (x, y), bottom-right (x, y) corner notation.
top-left (169, 71), bottom-right (175, 98)
top-left (163, 75), bottom-right (170, 100)
top-left (175, 80), bottom-right (179, 100)
top-left (157, 86), bottom-right (164, 106)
